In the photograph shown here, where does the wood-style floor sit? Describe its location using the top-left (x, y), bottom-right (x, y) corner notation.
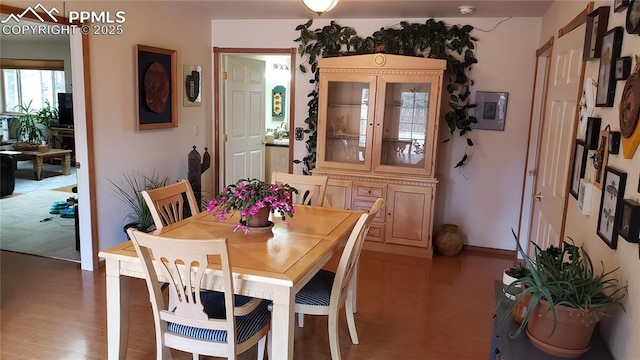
top-left (0, 249), bottom-right (513, 359)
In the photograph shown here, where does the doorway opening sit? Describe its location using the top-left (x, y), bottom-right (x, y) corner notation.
top-left (213, 48), bottom-right (296, 193)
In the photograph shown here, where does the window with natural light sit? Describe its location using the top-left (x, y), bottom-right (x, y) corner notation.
top-left (1, 68), bottom-right (65, 113)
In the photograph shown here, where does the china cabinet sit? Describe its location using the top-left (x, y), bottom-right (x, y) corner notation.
top-left (313, 54), bottom-right (446, 258)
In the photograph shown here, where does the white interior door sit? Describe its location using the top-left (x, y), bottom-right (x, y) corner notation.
top-left (529, 24), bottom-right (584, 257)
top-left (223, 55), bottom-right (266, 186)
top-left (518, 39), bottom-right (553, 256)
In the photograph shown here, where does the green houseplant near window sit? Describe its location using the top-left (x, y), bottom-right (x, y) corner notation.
top-left (497, 230), bottom-right (627, 357)
top-left (16, 101), bottom-right (47, 145)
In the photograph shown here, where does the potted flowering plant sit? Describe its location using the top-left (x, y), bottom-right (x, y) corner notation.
top-left (207, 178), bottom-right (297, 233)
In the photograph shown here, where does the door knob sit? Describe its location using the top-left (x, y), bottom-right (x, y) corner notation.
top-left (533, 192), bottom-right (544, 201)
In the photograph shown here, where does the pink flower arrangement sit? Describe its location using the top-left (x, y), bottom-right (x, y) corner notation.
top-left (206, 178), bottom-right (297, 233)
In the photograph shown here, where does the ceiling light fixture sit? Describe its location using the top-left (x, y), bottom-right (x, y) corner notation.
top-left (459, 5), bottom-right (475, 15)
top-left (302, 0), bottom-right (339, 16)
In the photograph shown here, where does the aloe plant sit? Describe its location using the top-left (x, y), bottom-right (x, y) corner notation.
top-left (496, 229), bottom-right (628, 338)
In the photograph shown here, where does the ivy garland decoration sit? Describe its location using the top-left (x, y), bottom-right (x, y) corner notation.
top-left (293, 19), bottom-right (478, 174)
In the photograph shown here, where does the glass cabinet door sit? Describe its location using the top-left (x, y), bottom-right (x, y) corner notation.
top-left (317, 74), bottom-right (376, 170)
top-left (374, 75), bottom-right (440, 176)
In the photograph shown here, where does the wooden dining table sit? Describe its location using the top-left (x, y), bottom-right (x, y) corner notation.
top-left (98, 205), bottom-right (362, 360)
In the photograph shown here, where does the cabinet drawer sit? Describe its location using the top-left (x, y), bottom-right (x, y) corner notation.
top-left (352, 199), bottom-right (385, 223)
top-left (365, 223), bottom-right (384, 242)
top-left (353, 182), bottom-right (385, 199)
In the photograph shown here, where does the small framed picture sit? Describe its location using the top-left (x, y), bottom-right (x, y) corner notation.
top-left (615, 0), bottom-right (630, 12)
top-left (617, 199), bottom-right (640, 243)
top-left (578, 179), bottom-right (594, 215)
top-left (615, 56), bottom-right (631, 81)
top-left (596, 27), bottom-right (623, 107)
top-left (183, 65), bottom-right (202, 107)
top-left (471, 91), bottom-right (509, 131)
top-left (597, 166), bottom-right (627, 249)
top-left (570, 140), bottom-right (588, 199)
top-left (583, 6), bottom-right (610, 61)
top-left (593, 130), bottom-right (609, 190)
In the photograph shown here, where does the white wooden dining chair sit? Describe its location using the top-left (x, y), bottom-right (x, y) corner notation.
top-left (294, 198), bottom-right (384, 360)
top-left (271, 171), bottom-right (328, 206)
top-left (142, 179), bottom-right (200, 230)
top-left (127, 228), bottom-right (270, 360)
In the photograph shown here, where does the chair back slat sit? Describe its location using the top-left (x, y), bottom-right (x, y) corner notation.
top-left (331, 198), bottom-right (384, 306)
top-left (142, 179), bottom-right (200, 230)
top-left (271, 171), bottom-right (328, 206)
top-left (127, 229), bottom-right (237, 340)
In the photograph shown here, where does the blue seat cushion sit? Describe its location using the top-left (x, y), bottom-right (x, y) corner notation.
top-left (167, 293), bottom-right (270, 344)
top-left (295, 269), bottom-right (335, 306)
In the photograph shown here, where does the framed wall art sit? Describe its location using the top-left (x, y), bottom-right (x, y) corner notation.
top-left (183, 65), bottom-right (202, 107)
top-left (583, 6), bottom-right (610, 61)
top-left (617, 199), bottom-right (640, 243)
top-left (470, 91), bottom-right (509, 131)
top-left (592, 129), bottom-right (610, 190)
top-left (272, 85), bottom-right (286, 118)
top-left (595, 27), bottom-right (623, 107)
top-left (578, 179), bottom-right (594, 215)
top-left (615, 0), bottom-right (630, 12)
top-left (615, 56), bottom-right (631, 81)
top-left (136, 45), bottom-right (177, 130)
top-left (570, 140), bottom-right (588, 199)
top-left (597, 166), bottom-right (627, 249)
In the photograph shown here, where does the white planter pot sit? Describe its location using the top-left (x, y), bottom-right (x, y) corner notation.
top-left (502, 269), bottom-right (520, 300)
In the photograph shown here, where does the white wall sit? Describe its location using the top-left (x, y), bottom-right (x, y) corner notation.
top-left (80, 1), bottom-right (213, 249)
top-left (213, 17), bottom-right (542, 250)
top-left (541, 2), bottom-right (640, 359)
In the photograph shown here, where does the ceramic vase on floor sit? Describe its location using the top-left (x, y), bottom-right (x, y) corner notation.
top-left (434, 224), bottom-right (463, 256)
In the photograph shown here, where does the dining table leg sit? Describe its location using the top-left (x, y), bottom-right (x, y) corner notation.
top-left (271, 286), bottom-right (295, 360)
top-left (105, 259), bottom-right (130, 360)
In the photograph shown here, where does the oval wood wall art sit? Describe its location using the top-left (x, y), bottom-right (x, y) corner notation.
top-left (620, 58), bottom-right (640, 159)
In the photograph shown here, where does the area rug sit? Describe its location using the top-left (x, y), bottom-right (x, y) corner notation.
top-left (52, 184), bottom-right (77, 193)
top-left (0, 189), bottom-right (80, 261)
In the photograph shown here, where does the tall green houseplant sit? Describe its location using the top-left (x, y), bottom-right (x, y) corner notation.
top-left (109, 171), bottom-right (169, 232)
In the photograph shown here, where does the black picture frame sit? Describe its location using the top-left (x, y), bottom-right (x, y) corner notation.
top-left (597, 166), bottom-right (627, 249)
top-left (615, 56), bottom-right (632, 80)
top-left (617, 199), bottom-right (640, 243)
top-left (596, 27), bottom-right (623, 107)
top-left (135, 44), bottom-right (177, 130)
top-left (584, 6), bottom-right (610, 61)
top-left (570, 140), bottom-right (588, 199)
top-left (615, 0), bottom-right (630, 12)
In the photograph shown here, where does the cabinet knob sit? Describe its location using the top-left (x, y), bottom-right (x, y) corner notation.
top-left (368, 190), bottom-right (371, 194)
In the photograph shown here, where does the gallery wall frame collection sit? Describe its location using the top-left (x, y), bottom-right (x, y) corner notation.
top-left (135, 44), bottom-right (178, 130)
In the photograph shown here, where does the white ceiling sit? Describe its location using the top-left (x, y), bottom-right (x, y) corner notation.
top-left (164, 0), bottom-right (553, 19)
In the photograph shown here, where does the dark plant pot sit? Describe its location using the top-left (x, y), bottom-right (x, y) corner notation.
top-left (526, 300), bottom-right (599, 358)
top-left (123, 222), bottom-right (151, 238)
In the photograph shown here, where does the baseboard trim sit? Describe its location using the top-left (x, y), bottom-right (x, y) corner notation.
top-left (463, 245), bottom-right (515, 258)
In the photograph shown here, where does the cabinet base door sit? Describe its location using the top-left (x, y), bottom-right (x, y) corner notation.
top-left (386, 184), bottom-right (433, 248)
